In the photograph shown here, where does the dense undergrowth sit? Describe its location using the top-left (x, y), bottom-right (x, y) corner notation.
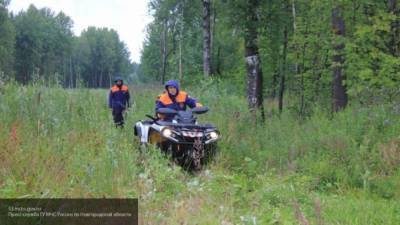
top-left (0, 81), bottom-right (399, 224)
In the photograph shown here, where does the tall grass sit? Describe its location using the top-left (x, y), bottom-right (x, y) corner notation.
top-left (0, 81), bottom-right (399, 224)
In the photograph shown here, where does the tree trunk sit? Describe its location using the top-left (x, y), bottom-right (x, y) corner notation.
top-left (69, 56), bottom-right (73, 88)
top-left (179, 37), bottom-right (183, 80)
top-left (63, 58), bottom-right (67, 88)
top-left (244, 0), bottom-right (264, 121)
top-left (211, 2), bottom-right (217, 74)
top-left (292, 0), bottom-right (305, 115)
top-left (216, 46), bottom-right (221, 75)
top-left (271, 69), bottom-right (278, 98)
top-left (161, 18), bottom-right (168, 84)
top-left (179, 7), bottom-right (184, 80)
top-left (331, 6), bottom-right (348, 112)
top-left (202, 0), bottom-right (212, 77)
top-left (109, 72), bottom-right (112, 87)
top-left (388, 0), bottom-right (400, 56)
top-left (388, 0), bottom-right (397, 11)
top-left (300, 43), bottom-right (306, 116)
top-left (278, 27), bottom-right (288, 113)
top-left (99, 69), bottom-right (103, 88)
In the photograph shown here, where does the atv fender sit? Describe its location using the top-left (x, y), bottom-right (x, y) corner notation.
top-left (134, 121), bottom-right (151, 144)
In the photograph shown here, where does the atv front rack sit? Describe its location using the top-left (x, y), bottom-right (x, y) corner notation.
top-left (155, 121), bottom-right (216, 130)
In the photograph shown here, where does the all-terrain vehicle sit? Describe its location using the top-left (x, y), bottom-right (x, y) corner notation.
top-left (134, 106), bottom-right (220, 170)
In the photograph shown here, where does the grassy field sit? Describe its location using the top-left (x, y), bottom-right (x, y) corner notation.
top-left (0, 81), bottom-right (399, 224)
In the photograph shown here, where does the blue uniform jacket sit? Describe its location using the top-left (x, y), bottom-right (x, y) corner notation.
top-left (109, 85), bottom-right (130, 109)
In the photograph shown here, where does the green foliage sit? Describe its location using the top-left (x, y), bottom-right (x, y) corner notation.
top-left (0, 4), bottom-right (134, 87)
top-left (141, 0), bottom-right (400, 117)
top-left (1, 0), bottom-right (400, 221)
top-left (140, 0), bottom-right (205, 82)
top-left (140, 0), bottom-right (245, 83)
top-left (0, 0), bottom-right (15, 77)
top-left (140, 22), bottom-right (163, 82)
top-left (2, 83), bottom-right (399, 223)
top-left (13, 5), bottom-right (74, 84)
top-left (74, 27), bottom-right (133, 88)
top-left (346, 6), bottom-right (400, 101)
top-left (0, 83), bottom-right (139, 197)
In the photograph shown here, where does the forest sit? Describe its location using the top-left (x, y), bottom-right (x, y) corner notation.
top-left (0, 0), bottom-right (137, 88)
top-left (140, 0), bottom-right (399, 117)
top-left (1, 0), bottom-right (399, 114)
top-left (1, 0), bottom-right (400, 224)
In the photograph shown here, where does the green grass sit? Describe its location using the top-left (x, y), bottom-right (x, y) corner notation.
top-left (0, 81), bottom-right (399, 224)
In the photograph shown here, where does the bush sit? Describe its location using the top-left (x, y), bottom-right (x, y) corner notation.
top-left (0, 82), bottom-right (399, 223)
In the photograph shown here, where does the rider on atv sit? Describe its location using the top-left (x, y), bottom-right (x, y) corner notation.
top-left (134, 80), bottom-right (219, 170)
top-left (156, 80), bottom-right (202, 121)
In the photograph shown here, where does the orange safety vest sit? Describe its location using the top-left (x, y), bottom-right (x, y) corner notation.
top-left (157, 91), bottom-right (188, 105)
top-left (111, 85), bottom-right (129, 93)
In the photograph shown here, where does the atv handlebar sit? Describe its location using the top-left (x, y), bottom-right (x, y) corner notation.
top-left (191, 106), bottom-right (209, 114)
top-left (156, 108), bottom-right (178, 115)
top-left (146, 114), bottom-right (158, 121)
top-left (156, 106), bottom-right (209, 115)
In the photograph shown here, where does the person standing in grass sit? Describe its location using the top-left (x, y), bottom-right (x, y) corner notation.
top-left (156, 80), bottom-right (202, 121)
top-left (109, 76), bottom-right (131, 128)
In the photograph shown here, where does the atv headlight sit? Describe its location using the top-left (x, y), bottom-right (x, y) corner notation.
top-left (162, 128), bottom-right (172, 137)
top-left (209, 131), bottom-right (219, 139)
